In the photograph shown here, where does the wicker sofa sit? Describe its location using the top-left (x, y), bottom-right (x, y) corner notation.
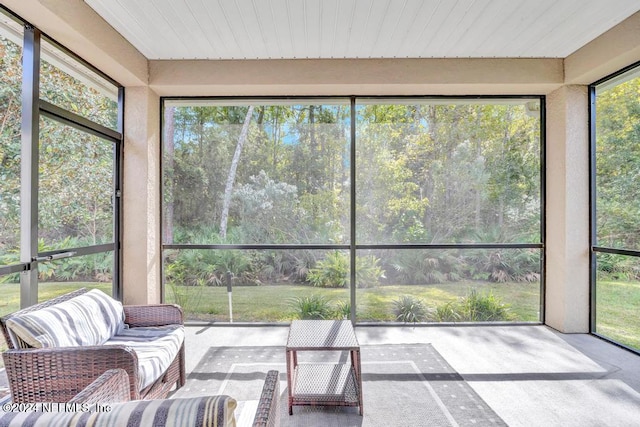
top-left (0, 288), bottom-right (185, 403)
top-left (0, 368), bottom-right (281, 427)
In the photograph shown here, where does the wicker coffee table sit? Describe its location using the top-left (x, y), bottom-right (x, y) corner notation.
top-left (285, 319), bottom-right (363, 415)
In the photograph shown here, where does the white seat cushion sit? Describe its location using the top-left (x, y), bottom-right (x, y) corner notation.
top-left (105, 324), bottom-right (185, 390)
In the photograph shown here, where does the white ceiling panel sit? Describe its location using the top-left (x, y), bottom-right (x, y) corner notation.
top-left (85, 0), bottom-right (640, 60)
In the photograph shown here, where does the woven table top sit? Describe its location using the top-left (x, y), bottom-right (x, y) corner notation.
top-left (286, 320), bottom-right (359, 350)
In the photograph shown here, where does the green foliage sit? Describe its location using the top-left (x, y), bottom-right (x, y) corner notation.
top-left (0, 36), bottom-right (22, 258)
top-left (595, 77), bottom-right (640, 250)
top-left (53, 251), bottom-right (113, 282)
top-left (355, 255), bottom-right (386, 288)
top-left (389, 250), bottom-right (463, 284)
top-left (306, 251), bottom-right (349, 288)
top-left (431, 301), bottom-right (461, 322)
top-left (356, 103), bottom-right (540, 245)
top-left (1, 35), bottom-right (117, 277)
top-left (306, 252), bottom-right (386, 288)
top-left (287, 295), bottom-right (353, 321)
top-left (467, 248), bottom-right (540, 283)
top-left (460, 289), bottom-right (513, 321)
top-left (232, 171), bottom-right (303, 243)
top-left (164, 248), bottom-right (255, 288)
top-left (166, 227), bottom-right (258, 286)
top-left (288, 294), bottom-right (333, 319)
top-left (163, 102), bottom-right (541, 279)
top-left (0, 238), bottom-right (112, 284)
top-left (392, 295), bottom-right (427, 323)
top-left (596, 253), bottom-right (640, 281)
top-left (427, 289), bottom-right (514, 322)
top-left (333, 299), bottom-right (351, 320)
top-left (463, 229), bottom-right (540, 283)
top-left (291, 251), bottom-right (317, 282)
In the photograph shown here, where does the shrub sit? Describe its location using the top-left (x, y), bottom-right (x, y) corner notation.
top-left (355, 255), bottom-right (386, 288)
top-left (460, 289), bottom-right (511, 320)
top-left (164, 250), bottom-right (219, 287)
top-left (430, 301), bottom-right (461, 322)
top-left (292, 250), bottom-right (317, 282)
top-left (164, 248), bottom-right (256, 288)
top-left (256, 249), bottom-right (318, 284)
top-left (288, 294), bottom-right (333, 319)
top-left (306, 251), bottom-right (349, 288)
top-left (388, 250), bottom-right (463, 285)
top-left (333, 299), bottom-right (351, 320)
top-left (392, 295), bottom-right (427, 323)
top-left (0, 237), bottom-right (113, 283)
top-left (306, 251), bottom-right (386, 288)
top-left (596, 253), bottom-right (640, 280)
top-left (466, 230), bottom-right (540, 282)
top-left (428, 289), bottom-right (513, 322)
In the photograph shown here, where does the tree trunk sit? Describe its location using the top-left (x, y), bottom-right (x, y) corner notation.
top-left (220, 106), bottom-right (254, 239)
top-left (474, 109), bottom-right (483, 230)
top-left (498, 108), bottom-right (513, 229)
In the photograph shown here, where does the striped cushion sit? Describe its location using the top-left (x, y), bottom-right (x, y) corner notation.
top-left (0, 395), bottom-right (237, 427)
top-left (5, 289), bottom-right (125, 348)
top-left (105, 325), bottom-right (185, 390)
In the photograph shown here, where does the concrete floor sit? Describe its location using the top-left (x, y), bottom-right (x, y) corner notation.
top-left (184, 324), bottom-right (640, 426)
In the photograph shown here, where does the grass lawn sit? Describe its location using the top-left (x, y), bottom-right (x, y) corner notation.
top-left (594, 279), bottom-right (640, 350)
top-left (166, 280), bottom-right (542, 323)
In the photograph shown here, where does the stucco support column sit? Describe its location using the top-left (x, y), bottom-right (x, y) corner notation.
top-left (122, 87), bottom-right (161, 305)
top-left (545, 85), bottom-right (590, 332)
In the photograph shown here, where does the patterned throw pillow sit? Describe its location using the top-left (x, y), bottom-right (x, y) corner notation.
top-left (5, 289), bottom-right (125, 348)
top-left (0, 395), bottom-right (237, 427)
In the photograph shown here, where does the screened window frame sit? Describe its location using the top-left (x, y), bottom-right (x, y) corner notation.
top-left (589, 60), bottom-right (640, 353)
top-left (0, 5), bottom-right (124, 304)
top-left (160, 95), bottom-right (546, 325)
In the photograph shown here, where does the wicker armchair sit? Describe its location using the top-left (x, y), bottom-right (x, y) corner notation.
top-left (68, 368), bottom-right (131, 404)
top-left (253, 370), bottom-right (282, 427)
top-left (0, 288), bottom-right (186, 403)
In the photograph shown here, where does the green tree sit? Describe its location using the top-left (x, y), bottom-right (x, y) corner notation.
top-left (0, 34), bottom-right (22, 260)
top-left (596, 78), bottom-right (640, 249)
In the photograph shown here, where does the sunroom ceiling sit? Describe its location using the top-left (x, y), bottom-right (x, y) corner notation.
top-left (85, 0), bottom-right (640, 61)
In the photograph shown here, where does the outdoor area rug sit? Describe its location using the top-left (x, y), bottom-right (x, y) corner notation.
top-left (172, 344), bottom-right (506, 427)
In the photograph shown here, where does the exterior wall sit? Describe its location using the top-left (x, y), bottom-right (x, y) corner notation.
top-left (122, 87), bottom-right (161, 305)
top-left (545, 85), bottom-right (590, 332)
top-left (149, 58), bottom-right (563, 96)
top-left (565, 11), bottom-right (640, 85)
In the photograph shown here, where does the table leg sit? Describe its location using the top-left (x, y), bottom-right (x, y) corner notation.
top-left (286, 349), bottom-right (293, 415)
top-left (352, 349), bottom-right (363, 416)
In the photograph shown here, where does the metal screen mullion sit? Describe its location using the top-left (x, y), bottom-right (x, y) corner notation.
top-left (39, 100), bottom-right (121, 142)
top-left (19, 24), bottom-right (40, 308)
top-left (589, 85), bottom-right (598, 334)
top-left (113, 87), bottom-right (124, 300)
top-left (350, 97), bottom-right (357, 325)
top-left (539, 96), bottom-right (547, 324)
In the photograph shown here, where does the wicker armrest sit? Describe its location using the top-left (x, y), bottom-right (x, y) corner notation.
top-left (69, 369), bottom-right (131, 405)
top-left (252, 370), bottom-right (280, 427)
top-left (124, 304), bottom-right (184, 327)
top-left (2, 345), bottom-right (140, 403)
